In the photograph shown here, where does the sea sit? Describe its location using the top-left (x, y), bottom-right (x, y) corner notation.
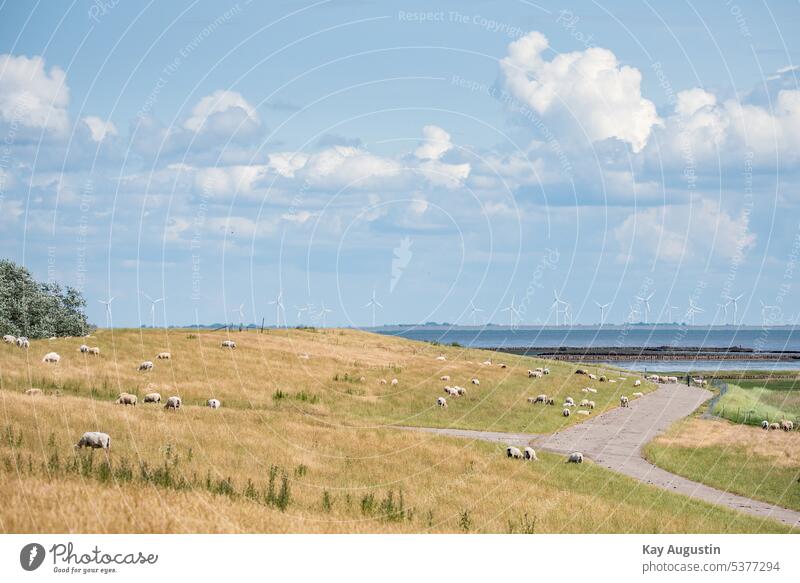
top-left (374, 326), bottom-right (800, 373)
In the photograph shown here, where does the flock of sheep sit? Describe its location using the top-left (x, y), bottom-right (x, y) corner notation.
top-left (5, 335), bottom-right (241, 451)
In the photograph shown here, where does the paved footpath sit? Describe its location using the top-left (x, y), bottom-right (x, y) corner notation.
top-left (398, 383), bottom-right (800, 528)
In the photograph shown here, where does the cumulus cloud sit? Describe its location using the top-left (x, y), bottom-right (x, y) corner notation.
top-left (82, 116), bottom-right (118, 142)
top-left (500, 31), bottom-right (660, 153)
top-left (193, 165), bottom-right (266, 197)
top-left (300, 145), bottom-right (402, 188)
top-left (415, 125), bottom-right (454, 160)
top-left (267, 152), bottom-right (309, 178)
top-left (183, 89), bottom-right (261, 135)
top-left (614, 199), bottom-right (755, 263)
top-left (0, 54), bottom-right (70, 133)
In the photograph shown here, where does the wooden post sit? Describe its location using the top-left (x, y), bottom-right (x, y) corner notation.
top-left (260, 317), bottom-right (265, 333)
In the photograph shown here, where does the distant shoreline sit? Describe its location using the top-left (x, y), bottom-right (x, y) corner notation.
top-left (488, 346), bottom-right (800, 362)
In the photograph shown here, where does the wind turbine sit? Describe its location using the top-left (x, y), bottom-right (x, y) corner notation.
top-left (551, 290), bottom-right (568, 326)
top-left (231, 303), bottom-right (246, 330)
top-left (294, 304), bottom-right (313, 325)
top-left (666, 305), bottom-right (680, 323)
top-left (268, 290), bottom-right (285, 327)
top-left (142, 293), bottom-right (165, 329)
top-left (98, 296), bottom-right (115, 328)
top-left (636, 292), bottom-right (655, 323)
top-left (317, 302), bottom-right (333, 327)
top-left (725, 293), bottom-right (744, 325)
top-left (686, 299), bottom-right (704, 326)
top-left (760, 300), bottom-right (778, 326)
top-left (627, 302), bottom-right (639, 324)
top-left (365, 289), bottom-right (383, 327)
top-left (501, 296), bottom-right (521, 328)
top-left (594, 301), bottom-right (610, 325)
top-left (468, 302), bottom-right (484, 326)
top-left (716, 302), bottom-right (729, 326)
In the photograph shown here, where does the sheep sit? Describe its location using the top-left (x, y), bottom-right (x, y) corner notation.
top-left (17, 337), bottom-right (29, 349)
top-left (562, 402), bottom-right (575, 408)
top-left (207, 398), bottom-right (221, 409)
top-left (436, 355), bottom-right (446, 361)
top-left (116, 393), bottom-right (137, 406)
top-left (567, 452), bottom-right (584, 464)
top-left (444, 386), bottom-right (459, 397)
top-left (498, 363), bottom-right (507, 369)
top-left (599, 375), bottom-right (607, 382)
top-left (634, 379), bottom-right (642, 387)
top-left (579, 399), bottom-right (590, 407)
top-left (144, 392), bottom-right (161, 403)
top-left (587, 388), bottom-right (597, 394)
top-left (523, 447), bottom-right (538, 461)
top-left (533, 394), bottom-right (548, 404)
top-left (440, 375), bottom-right (450, 381)
top-left (299, 353), bottom-right (310, 360)
top-left (164, 396), bottom-right (182, 410)
top-left (587, 401), bottom-right (595, 409)
top-left (577, 410), bottom-right (591, 416)
top-left (769, 423), bottom-right (780, 431)
top-left (156, 352), bottom-right (171, 360)
top-left (79, 344), bottom-right (90, 353)
top-left (506, 446), bottom-right (523, 459)
top-left (221, 340), bottom-right (236, 349)
top-left (608, 379), bottom-right (617, 383)
top-left (542, 368), bottom-right (550, 375)
top-left (620, 396), bottom-right (629, 407)
top-left (581, 388), bottom-right (590, 393)
top-left (761, 420), bottom-right (770, 430)
top-left (632, 391), bottom-right (644, 398)
top-left (25, 388), bottom-right (43, 396)
top-left (482, 360), bottom-right (492, 366)
top-left (359, 376), bottom-right (366, 383)
top-left (3, 334), bottom-right (15, 344)
top-left (75, 431), bottom-right (111, 450)
top-left (588, 373), bottom-right (597, 380)
top-left (667, 376), bottom-right (678, 384)
top-left (391, 378), bottom-right (399, 386)
top-left (575, 369), bottom-right (587, 375)
top-left (138, 361), bottom-right (154, 371)
top-left (378, 379), bottom-right (387, 385)
top-left (437, 396), bottom-right (447, 408)
top-left (545, 398), bottom-right (555, 405)
top-left (528, 369), bottom-right (543, 378)
top-left (562, 408), bottom-right (571, 417)
top-left (780, 420), bottom-right (794, 432)
top-left (89, 346), bottom-right (100, 355)
top-left (564, 397), bottom-right (574, 405)
top-left (42, 352), bottom-right (60, 364)
top-left (471, 378), bottom-right (480, 386)
top-left (455, 386), bottom-right (467, 396)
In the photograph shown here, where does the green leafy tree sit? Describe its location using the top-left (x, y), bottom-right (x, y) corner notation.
top-left (0, 259), bottom-right (93, 338)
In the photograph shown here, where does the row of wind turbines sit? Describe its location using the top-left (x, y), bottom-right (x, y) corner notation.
top-left (94, 288), bottom-right (782, 329)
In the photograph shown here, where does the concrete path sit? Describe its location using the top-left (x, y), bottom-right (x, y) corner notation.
top-left (398, 383), bottom-right (800, 529)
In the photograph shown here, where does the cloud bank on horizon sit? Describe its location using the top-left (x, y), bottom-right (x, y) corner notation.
top-left (0, 1), bottom-right (798, 327)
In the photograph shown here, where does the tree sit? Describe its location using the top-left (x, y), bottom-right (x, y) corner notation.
top-left (0, 259), bottom-right (93, 338)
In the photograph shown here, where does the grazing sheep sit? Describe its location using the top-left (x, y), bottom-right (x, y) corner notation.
top-left (436, 355), bottom-right (446, 361)
top-left (780, 420), bottom-right (794, 432)
top-left (542, 368), bottom-right (550, 375)
top-left (587, 388), bottom-right (597, 394)
top-left (581, 388), bottom-right (589, 393)
top-left (545, 398), bottom-right (555, 405)
top-left (207, 398), bottom-right (221, 409)
top-left (79, 344), bottom-right (90, 353)
top-left (455, 386), bottom-right (467, 396)
top-left (564, 397), bottom-right (574, 405)
top-left (579, 399), bottom-right (590, 407)
top-left (42, 352), bottom-right (60, 364)
top-left (575, 369), bottom-right (587, 375)
top-left (562, 408), bottom-right (571, 417)
top-left (444, 386), bottom-right (459, 397)
top-left (634, 379), bottom-right (642, 387)
top-left (25, 388), bottom-right (43, 396)
top-left (221, 340), bottom-right (236, 349)
top-left (437, 396), bottom-right (447, 408)
top-left (523, 447), bottom-right (538, 461)
top-left (3, 334), bottom-right (15, 344)
top-left (89, 346), bottom-right (100, 355)
top-left (769, 423), bottom-right (780, 431)
top-left (17, 337), bottom-right (30, 349)
top-left (506, 446), bottom-right (523, 459)
top-left (562, 402), bottom-right (575, 408)
top-left (529, 370), bottom-right (543, 378)
top-left (75, 431), bottom-right (111, 450)
top-left (391, 378), bottom-right (399, 386)
top-left (482, 360), bottom-right (492, 366)
top-left (116, 393), bottom-right (137, 406)
top-left (587, 401), bottom-right (595, 409)
top-left (156, 352), bottom-right (171, 360)
top-left (632, 392), bottom-right (644, 398)
top-left (588, 373), bottom-right (597, 380)
top-left (440, 375), bottom-right (450, 381)
top-left (567, 452), bottom-right (584, 464)
top-left (138, 361), bottom-right (154, 371)
top-left (577, 410), bottom-right (591, 416)
top-left (599, 375), bottom-right (607, 382)
top-left (144, 392), bottom-right (161, 404)
top-left (164, 396), bottom-right (182, 410)
top-left (761, 420), bottom-right (770, 430)
top-left (533, 394), bottom-right (548, 404)
top-left (471, 378), bottom-right (480, 386)
top-left (379, 379), bottom-right (387, 385)
top-left (620, 396), bottom-right (629, 408)
top-left (499, 363), bottom-right (507, 369)
top-left (667, 376), bottom-right (678, 384)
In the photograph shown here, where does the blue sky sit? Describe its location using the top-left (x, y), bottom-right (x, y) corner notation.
top-left (1, 0), bottom-right (799, 327)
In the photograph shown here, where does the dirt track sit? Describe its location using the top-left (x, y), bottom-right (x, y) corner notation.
top-left (398, 383), bottom-right (800, 528)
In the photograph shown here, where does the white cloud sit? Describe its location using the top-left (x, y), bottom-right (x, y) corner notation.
top-left (415, 125), bottom-right (454, 160)
top-left (193, 165), bottom-right (266, 197)
top-left (301, 145), bottom-right (402, 188)
top-left (267, 152), bottom-right (309, 177)
top-left (184, 90), bottom-right (260, 135)
top-left (281, 210), bottom-right (314, 224)
top-left (417, 159), bottom-right (471, 188)
top-left (500, 31), bottom-right (660, 153)
top-left (82, 116), bottom-right (118, 142)
top-left (0, 54), bottom-right (69, 132)
top-left (614, 199), bottom-right (755, 263)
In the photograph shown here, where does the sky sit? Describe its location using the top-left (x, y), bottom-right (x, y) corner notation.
top-left (1, 0), bottom-right (799, 328)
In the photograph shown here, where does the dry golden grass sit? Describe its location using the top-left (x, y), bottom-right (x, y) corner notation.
top-left (0, 329), bottom-right (791, 533)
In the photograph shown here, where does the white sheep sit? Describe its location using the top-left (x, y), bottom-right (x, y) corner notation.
top-left (542, 368), bottom-right (550, 375)
top-left (562, 408), bottom-right (571, 417)
top-left (667, 376), bottom-right (678, 384)
top-left (144, 392), bottom-right (161, 403)
top-left (391, 378), bottom-right (399, 386)
top-left (156, 352), bottom-right (171, 360)
top-left (437, 396), bottom-right (447, 408)
top-left (620, 395), bottom-right (629, 407)
top-left (581, 388), bottom-right (589, 393)
top-left (88, 346), bottom-right (100, 355)
top-left (523, 447), bottom-right (538, 461)
top-left (498, 363), bottom-right (507, 369)
top-left (588, 373), bottom-right (597, 380)
top-left (25, 388), bottom-right (43, 396)
top-left (632, 391), bottom-right (644, 398)
top-left (634, 379), bottom-right (642, 387)
top-left (528, 370), bottom-right (543, 378)
top-left (42, 352), bottom-right (60, 364)
top-left (780, 420), bottom-right (794, 432)
top-left (17, 337), bottom-right (30, 349)
top-left (577, 410), bottom-right (591, 416)
top-left (75, 431), bottom-right (111, 450)
top-left (471, 378), bottom-right (480, 386)
top-left (531, 394), bottom-right (547, 404)
top-left (482, 360), bottom-right (492, 366)
top-left (116, 393), bottom-right (137, 406)
top-left (3, 334), bottom-right (15, 344)
top-left (769, 422), bottom-right (780, 431)
top-left (299, 353), bottom-right (310, 360)
top-left (761, 420), bottom-right (769, 430)
top-left (587, 401), bottom-right (595, 409)
top-left (587, 388), bottom-right (597, 394)
top-left (440, 375), bottom-right (450, 381)
top-left (567, 452), bottom-right (583, 464)
top-left (564, 397), bottom-right (574, 405)
top-left (79, 344), bottom-right (90, 353)
top-left (221, 340), bottom-right (236, 349)
top-left (378, 379), bottom-right (387, 385)
top-left (164, 396), bottom-right (182, 410)
top-left (580, 398), bottom-right (590, 407)
top-left (138, 361), bottom-right (154, 371)
top-left (444, 386), bottom-right (459, 397)
top-left (207, 398), bottom-right (221, 409)
top-left (506, 446), bottom-right (523, 459)
top-left (455, 386), bottom-right (467, 396)
top-left (436, 355), bottom-right (446, 361)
